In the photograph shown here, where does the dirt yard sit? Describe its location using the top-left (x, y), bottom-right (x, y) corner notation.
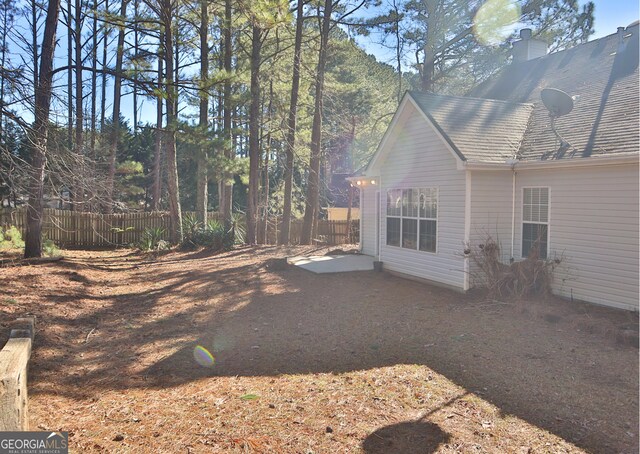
top-left (0, 246), bottom-right (638, 453)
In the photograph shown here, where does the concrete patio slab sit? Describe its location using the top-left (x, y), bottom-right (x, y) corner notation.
top-left (287, 254), bottom-right (375, 274)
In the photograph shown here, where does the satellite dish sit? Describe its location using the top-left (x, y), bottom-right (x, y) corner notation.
top-left (541, 88), bottom-right (574, 117)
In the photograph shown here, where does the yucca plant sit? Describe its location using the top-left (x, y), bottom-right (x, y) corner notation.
top-left (139, 227), bottom-right (168, 251)
top-left (229, 212), bottom-right (246, 245)
top-left (182, 213), bottom-right (203, 239)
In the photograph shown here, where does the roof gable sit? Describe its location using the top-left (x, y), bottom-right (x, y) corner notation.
top-left (408, 92), bottom-right (533, 163)
top-left (365, 93), bottom-right (466, 175)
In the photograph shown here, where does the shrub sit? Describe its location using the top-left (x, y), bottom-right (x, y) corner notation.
top-left (139, 227), bottom-right (169, 252)
top-left (182, 213), bottom-right (203, 239)
top-left (0, 226), bottom-right (25, 249)
top-left (465, 235), bottom-right (562, 301)
top-left (42, 239), bottom-right (61, 257)
top-left (182, 218), bottom-right (234, 251)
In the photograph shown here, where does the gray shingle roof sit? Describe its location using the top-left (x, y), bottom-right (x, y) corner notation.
top-left (470, 25), bottom-right (639, 161)
top-left (408, 92), bottom-right (533, 162)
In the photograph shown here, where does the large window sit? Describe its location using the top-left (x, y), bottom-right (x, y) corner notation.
top-left (386, 188), bottom-right (438, 252)
top-left (522, 187), bottom-right (549, 259)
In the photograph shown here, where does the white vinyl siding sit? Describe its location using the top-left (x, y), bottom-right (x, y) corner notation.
top-left (469, 170), bottom-right (513, 261)
top-left (374, 103), bottom-right (466, 289)
top-left (467, 165), bottom-right (638, 310)
top-left (514, 165), bottom-right (639, 311)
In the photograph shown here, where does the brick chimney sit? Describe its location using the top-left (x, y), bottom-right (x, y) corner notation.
top-left (512, 28), bottom-right (547, 62)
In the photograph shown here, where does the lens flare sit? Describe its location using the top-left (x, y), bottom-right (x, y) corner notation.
top-left (473, 0), bottom-right (521, 46)
top-left (193, 345), bottom-right (215, 368)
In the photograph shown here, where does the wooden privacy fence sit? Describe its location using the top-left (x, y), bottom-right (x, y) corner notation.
top-left (257, 216), bottom-right (359, 246)
top-left (0, 208), bottom-right (220, 247)
top-left (0, 316), bottom-right (36, 431)
top-left (0, 208), bottom-right (359, 248)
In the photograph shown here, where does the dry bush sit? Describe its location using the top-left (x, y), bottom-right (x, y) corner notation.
top-left (465, 236), bottom-right (562, 301)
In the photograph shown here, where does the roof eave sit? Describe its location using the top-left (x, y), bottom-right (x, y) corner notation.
top-left (463, 152), bottom-right (639, 170)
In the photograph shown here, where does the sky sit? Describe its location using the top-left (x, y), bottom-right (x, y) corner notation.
top-left (126, 0), bottom-right (640, 125)
top-left (8, 0), bottom-right (640, 127)
top-left (357, 0), bottom-right (640, 69)
top-left (588, 0), bottom-right (639, 37)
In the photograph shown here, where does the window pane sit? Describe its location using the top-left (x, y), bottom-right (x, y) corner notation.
top-left (402, 189), bottom-right (419, 217)
top-left (531, 188), bottom-right (540, 205)
top-left (419, 220), bottom-right (437, 252)
top-left (387, 190), bottom-right (402, 216)
top-left (419, 188), bottom-right (437, 219)
top-left (386, 217), bottom-right (401, 246)
top-left (523, 188), bottom-right (549, 223)
top-left (532, 204), bottom-right (540, 223)
top-left (522, 223), bottom-right (548, 259)
top-left (539, 205), bottom-right (549, 223)
top-left (540, 188), bottom-right (549, 204)
top-left (402, 219), bottom-right (418, 249)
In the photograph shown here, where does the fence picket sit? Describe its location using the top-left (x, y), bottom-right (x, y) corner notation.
top-left (0, 208), bottom-right (358, 248)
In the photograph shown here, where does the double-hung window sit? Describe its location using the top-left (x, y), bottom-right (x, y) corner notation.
top-left (522, 187), bottom-right (549, 259)
top-left (386, 188), bottom-right (437, 252)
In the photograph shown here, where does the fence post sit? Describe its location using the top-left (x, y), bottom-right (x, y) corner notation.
top-left (0, 316), bottom-right (36, 431)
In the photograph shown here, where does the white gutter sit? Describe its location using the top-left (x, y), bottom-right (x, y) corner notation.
top-left (463, 153), bottom-right (639, 171)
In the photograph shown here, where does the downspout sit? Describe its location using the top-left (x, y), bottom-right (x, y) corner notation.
top-left (358, 186), bottom-right (363, 253)
top-left (507, 159), bottom-right (518, 261)
top-left (463, 170), bottom-right (471, 290)
top-left (377, 175), bottom-right (382, 262)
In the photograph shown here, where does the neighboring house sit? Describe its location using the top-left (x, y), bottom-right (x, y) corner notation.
top-left (354, 24), bottom-right (639, 311)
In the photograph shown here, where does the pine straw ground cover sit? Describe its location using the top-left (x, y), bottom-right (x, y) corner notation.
top-left (0, 246), bottom-right (638, 453)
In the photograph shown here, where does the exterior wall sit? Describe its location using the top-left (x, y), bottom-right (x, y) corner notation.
top-left (467, 170), bottom-right (513, 286)
top-left (375, 104), bottom-right (467, 289)
top-left (360, 187), bottom-right (377, 256)
top-left (512, 164), bottom-right (639, 311)
top-left (469, 170), bottom-right (514, 262)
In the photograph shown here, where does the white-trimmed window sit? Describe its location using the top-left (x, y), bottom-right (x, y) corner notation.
top-left (386, 188), bottom-right (437, 252)
top-left (522, 187), bottom-right (549, 259)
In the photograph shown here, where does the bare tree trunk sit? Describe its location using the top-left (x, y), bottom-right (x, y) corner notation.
top-left (89, 0), bottom-right (98, 210)
top-left (220, 0), bottom-right (233, 227)
top-left (67, 0), bottom-right (73, 148)
top-left (31, 0), bottom-right (38, 95)
top-left (279, 0), bottom-right (304, 245)
top-left (0, 2), bottom-right (7, 140)
top-left (0, 3), bottom-right (8, 139)
top-left (246, 24), bottom-right (262, 244)
top-left (151, 32), bottom-right (164, 211)
top-left (195, 0), bottom-right (209, 223)
top-left (74, 0), bottom-right (84, 210)
top-left (262, 80), bottom-right (273, 243)
top-left (393, 0), bottom-right (402, 103)
top-left (66, 0), bottom-right (75, 210)
top-left (132, 0), bottom-right (139, 135)
top-left (105, 0), bottom-right (128, 213)
top-left (100, 0), bottom-right (109, 132)
top-left (25, 0), bottom-right (61, 258)
top-left (301, 0), bottom-right (332, 244)
top-left (162, 0), bottom-right (182, 243)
